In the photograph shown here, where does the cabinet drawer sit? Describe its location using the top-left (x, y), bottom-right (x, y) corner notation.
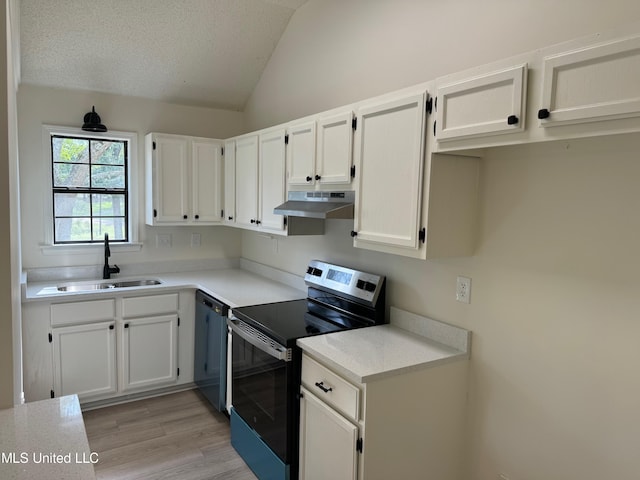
top-left (51, 299), bottom-right (115, 327)
top-left (301, 354), bottom-right (360, 421)
top-left (122, 293), bottom-right (179, 318)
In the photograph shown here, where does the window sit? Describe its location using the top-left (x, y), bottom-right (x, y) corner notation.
top-left (51, 134), bottom-right (129, 244)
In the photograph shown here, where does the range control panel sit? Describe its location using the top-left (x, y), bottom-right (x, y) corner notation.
top-left (304, 260), bottom-right (385, 306)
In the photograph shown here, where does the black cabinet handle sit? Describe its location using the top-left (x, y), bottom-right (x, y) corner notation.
top-left (507, 115), bottom-right (519, 125)
top-left (195, 214), bottom-right (199, 220)
top-left (124, 323), bottom-right (129, 329)
top-left (109, 324), bottom-right (114, 330)
top-left (315, 381), bottom-right (333, 393)
top-left (250, 219), bottom-right (256, 224)
top-left (350, 230), bottom-right (358, 237)
top-left (538, 108), bottom-right (550, 119)
top-left (315, 174), bottom-right (321, 181)
top-left (306, 176), bottom-right (312, 182)
top-left (183, 214), bottom-right (188, 219)
top-left (228, 216), bottom-right (233, 221)
top-left (256, 220), bottom-right (262, 225)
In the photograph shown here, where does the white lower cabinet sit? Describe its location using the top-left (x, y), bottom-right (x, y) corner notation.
top-left (299, 353), bottom-right (468, 480)
top-left (52, 321), bottom-right (117, 400)
top-left (121, 314), bottom-right (178, 392)
top-left (22, 290), bottom-right (193, 404)
top-left (299, 386), bottom-right (359, 480)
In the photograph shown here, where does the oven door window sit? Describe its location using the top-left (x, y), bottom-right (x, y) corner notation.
top-left (231, 331), bottom-right (289, 461)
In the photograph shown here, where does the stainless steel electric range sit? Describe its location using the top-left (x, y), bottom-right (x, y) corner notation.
top-left (227, 260), bottom-right (386, 480)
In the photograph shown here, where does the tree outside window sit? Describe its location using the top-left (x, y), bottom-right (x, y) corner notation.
top-left (52, 135), bottom-right (129, 243)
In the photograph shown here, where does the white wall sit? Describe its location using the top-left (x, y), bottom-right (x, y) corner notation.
top-left (243, 1), bottom-right (640, 479)
top-left (18, 85), bottom-right (245, 270)
top-left (245, 0), bottom-right (640, 130)
top-left (1, 0), bottom-right (15, 408)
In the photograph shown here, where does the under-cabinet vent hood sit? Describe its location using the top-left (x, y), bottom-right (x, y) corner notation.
top-left (274, 191), bottom-right (355, 219)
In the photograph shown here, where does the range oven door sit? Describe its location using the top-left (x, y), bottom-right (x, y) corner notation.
top-left (228, 317), bottom-right (293, 463)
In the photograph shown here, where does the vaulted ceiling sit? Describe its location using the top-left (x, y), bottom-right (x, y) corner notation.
top-left (19, 0), bottom-right (308, 110)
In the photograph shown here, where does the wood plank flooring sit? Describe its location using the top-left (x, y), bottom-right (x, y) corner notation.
top-left (82, 389), bottom-right (257, 480)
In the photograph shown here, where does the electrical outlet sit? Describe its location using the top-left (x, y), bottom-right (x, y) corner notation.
top-left (191, 233), bottom-right (201, 248)
top-left (456, 276), bottom-right (471, 304)
top-left (156, 234), bottom-right (172, 248)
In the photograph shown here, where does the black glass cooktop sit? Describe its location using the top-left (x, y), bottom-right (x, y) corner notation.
top-left (232, 298), bottom-right (372, 347)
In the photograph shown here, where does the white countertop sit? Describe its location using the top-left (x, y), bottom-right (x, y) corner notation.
top-left (0, 395), bottom-right (95, 480)
top-left (23, 265), bottom-right (306, 308)
top-left (297, 308), bottom-right (470, 384)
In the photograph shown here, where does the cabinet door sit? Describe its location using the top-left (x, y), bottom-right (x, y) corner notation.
top-left (234, 135), bottom-right (259, 228)
top-left (151, 135), bottom-right (189, 223)
top-left (539, 35), bottom-right (640, 126)
top-left (223, 139), bottom-right (236, 224)
top-left (191, 138), bottom-right (223, 224)
top-left (316, 111), bottom-right (354, 185)
top-left (353, 92), bottom-right (426, 250)
top-left (52, 321), bottom-right (117, 401)
top-left (436, 64), bottom-right (527, 141)
top-left (288, 121), bottom-right (316, 186)
top-left (121, 314), bottom-right (178, 392)
top-left (259, 129), bottom-right (286, 233)
top-left (299, 387), bottom-right (359, 480)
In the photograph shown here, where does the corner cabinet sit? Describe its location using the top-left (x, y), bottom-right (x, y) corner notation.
top-left (145, 133), bottom-right (224, 226)
top-left (352, 91), bottom-right (427, 251)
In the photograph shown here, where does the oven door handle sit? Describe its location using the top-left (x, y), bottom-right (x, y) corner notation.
top-left (228, 317), bottom-right (292, 362)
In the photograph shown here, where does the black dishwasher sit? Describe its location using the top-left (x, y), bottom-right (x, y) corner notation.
top-left (194, 290), bottom-right (229, 412)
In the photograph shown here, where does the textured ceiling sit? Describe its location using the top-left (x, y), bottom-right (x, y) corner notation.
top-left (19, 0), bottom-right (308, 110)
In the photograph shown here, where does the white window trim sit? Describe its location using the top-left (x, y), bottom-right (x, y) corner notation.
top-left (40, 125), bottom-right (142, 254)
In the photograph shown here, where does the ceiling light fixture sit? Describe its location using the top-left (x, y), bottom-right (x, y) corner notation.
top-left (81, 106), bottom-right (107, 132)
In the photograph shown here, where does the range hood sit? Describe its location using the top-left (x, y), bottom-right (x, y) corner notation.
top-left (274, 191), bottom-right (355, 219)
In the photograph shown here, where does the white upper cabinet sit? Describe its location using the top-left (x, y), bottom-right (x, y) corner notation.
top-left (258, 128), bottom-right (287, 233)
top-left (232, 130), bottom-right (286, 234)
top-left (435, 64), bottom-right (527, 141)
top-left (234, 134), bottom-right (259, 229)
top-left (145, 133), bottom-right (223, 226)
top-left (287, 121), bottom-right (317, 186)
top-left (191, 138), bottom-right (223, 223)
top-left (146, 134), bottom-right (189, 224)
top-left (287, 111), bottom-right (354, 189)
top-left (316, 111), bottom-right (354, 185)
top-left (223, 139), bottom-right (236, 224)
top-left (538, 35), bottom-right (640, 127)
top-left (352, 92), bottom-right (426, 251)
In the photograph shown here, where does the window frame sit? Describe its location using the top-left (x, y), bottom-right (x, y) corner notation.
top-left (41, 125), bottom-right (140, 252)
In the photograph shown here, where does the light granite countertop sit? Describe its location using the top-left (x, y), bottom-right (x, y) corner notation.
top-left (297, 307), bottom-right (471, 384)
top-left (0, 395), bottom-right (95, 480)
top-left (23, 259), bottom-right (306, 308)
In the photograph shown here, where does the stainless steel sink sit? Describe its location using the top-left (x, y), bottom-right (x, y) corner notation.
top-left (57, 279), bottom-right (162, 292)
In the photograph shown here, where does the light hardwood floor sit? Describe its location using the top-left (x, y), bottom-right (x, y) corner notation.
top-left (83, 389), bottom-right (257, 480)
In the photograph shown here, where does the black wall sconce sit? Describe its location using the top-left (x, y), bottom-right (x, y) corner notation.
top-left (81, 106), bottom-right (107, 132)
